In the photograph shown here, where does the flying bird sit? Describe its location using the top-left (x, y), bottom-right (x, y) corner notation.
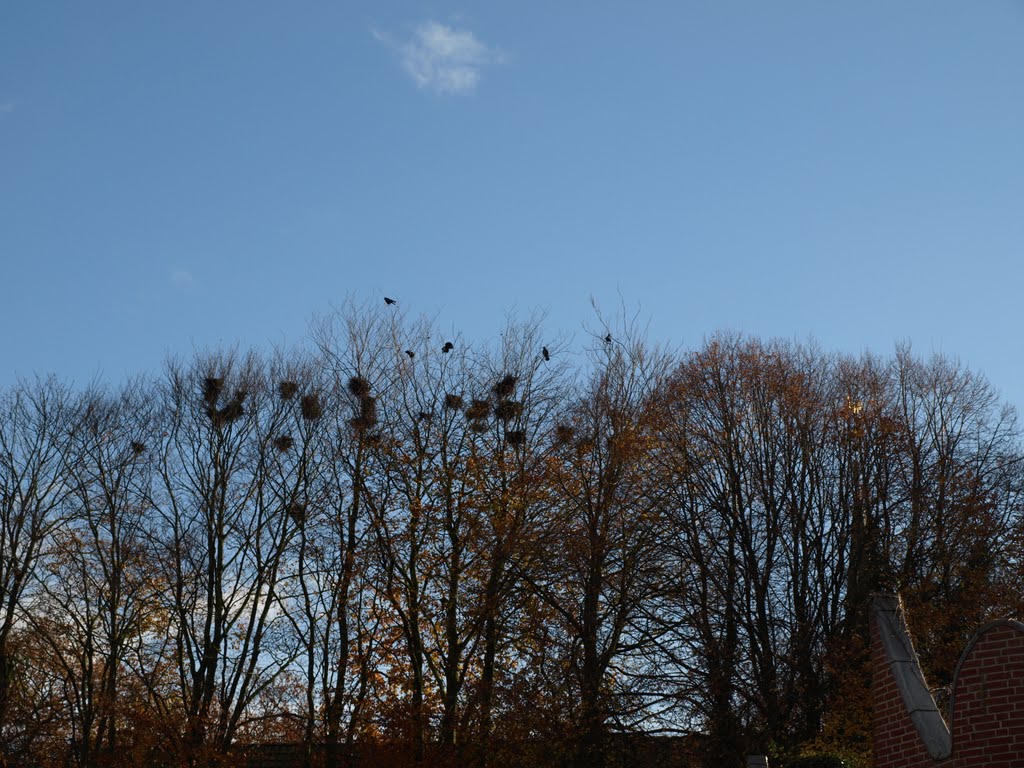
top-left (405, 350), bottom-right (415, 359)
top-left (442, 341), bottom-right (454, 353)
top-left (384, 297), bottom-right (397, 306)
top-left (542, 347), bottom-right (550, 361)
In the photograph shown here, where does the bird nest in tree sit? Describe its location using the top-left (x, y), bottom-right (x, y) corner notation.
top-left (505, 430), bottom-right (526, 446)
top-left (469, 420), bottom-right (489, 434)
top-left (287, 501), bottom-right (306, 523)
top-left (222, 399), bottom-right (245, 421)
top-left (209, 396), bottom-right (245, 427)
top-left (348, 375), bottom-right (371, 397)
top-left (444, 393), bottom-right (464, 411)
top-left (554, 425), bottom-right (575, 444)
top-left (418, 411), bottom-right (433, 421)
top-left (358, 395), bottom-right (377, 418)
top-left (494, 400), bottom-right (523, 422)
top-left (279, 380), bottom-right (299, 401)
top-left (273, 435), bottom-right (294, 453)
top-left (351, 396), bottom-right (378, 431)
top-left (203, 376), bottom-right (224, 406)
top-left (350, 415), bottom-right (377, 432)
top-left (130, 441), bottom-right (146, 456)
top-left (466, 399), bottom-right (491, 421)
top-left (300, 394), bottom-right (323, 421)
top-left (576, 437), bottom-right (595, 454)
top-left (493, 374), bottom-right (518, 400)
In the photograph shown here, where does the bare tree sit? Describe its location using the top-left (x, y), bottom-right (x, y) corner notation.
top-left (31, 382), bottom-right (157, 767)
top-left (3, 316), bottom-right (1023, 768)
top-left (144, 352), bottom-right (304, 765)
top-left (456, 319), bottom-right (568, 767)
top-left (532, 327), bottom-right (674, 768)
top-left (0, 377), bottom-right (79, 753)
top-left (890, 347), bottom-right (1022, 682)
top-left (307, 306), bottom-right (397, 766)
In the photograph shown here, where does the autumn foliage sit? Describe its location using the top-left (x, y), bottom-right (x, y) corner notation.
top-left (1, 307), bottom-right (1021, 768)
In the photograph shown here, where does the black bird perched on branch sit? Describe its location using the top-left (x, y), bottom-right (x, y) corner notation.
top-left (604, 333), bottom-right (612, 344)
top-left (405, 350), bottom-right (415, 359)
top-left (542, 346), bottom-right (550, 361)
top-left (384, 296), bottom-right (397, 305)
top-left (443, 341), bottom-right (454, 353)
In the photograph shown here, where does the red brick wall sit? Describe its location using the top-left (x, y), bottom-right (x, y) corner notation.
top-left (872, 598), bottom-right (1024, 768)
top-left (950, 620), bottom-right (1024, 767)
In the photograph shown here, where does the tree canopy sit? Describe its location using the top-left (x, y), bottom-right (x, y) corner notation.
top-left (2, 306), bottom-right (1021, 768)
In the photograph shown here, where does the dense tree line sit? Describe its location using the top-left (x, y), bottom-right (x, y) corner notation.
top-left (2, 305), bottom-right (1021, 768)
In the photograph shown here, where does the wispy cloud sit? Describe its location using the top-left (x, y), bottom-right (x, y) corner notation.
top-left (375, 21), bottom-right (504, 94)
top-left (169, 267), bottom-right (195, 287)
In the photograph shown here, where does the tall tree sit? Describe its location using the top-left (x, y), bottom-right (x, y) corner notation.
top-left (0, 378), bottom-right (78, 752)
top-left (310, 306), bottom-right (395, 766)
top-left (32, 382), bottom-right (157, 768)
top-left (534, 329), bottom-right (673, 768)
top-left (144, 353), bottom-right (305, 765)
top-left (890, 348), bottom-right (1021, 684)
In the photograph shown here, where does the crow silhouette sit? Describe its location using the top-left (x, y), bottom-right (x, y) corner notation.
top-left (604, 333), bottom-right (612, 344)
top-left (405, 350), bottom-right (415, 359)
top-left (384, 297), bottom-right (397, 305)
top-left (443, 341), bottom-right (454, 353)
top-left (542, 347), bottom-right (550, 361)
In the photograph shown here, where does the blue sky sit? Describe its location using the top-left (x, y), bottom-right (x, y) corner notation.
top-left (2, 2), bottom-right (1023, 407)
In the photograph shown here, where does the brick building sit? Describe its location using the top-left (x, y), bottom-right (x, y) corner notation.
top-left (871, 594), bottom-right (1024, 767)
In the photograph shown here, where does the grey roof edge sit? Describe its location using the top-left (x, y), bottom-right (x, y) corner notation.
top-left (871, 593), bottom-right (952, 760)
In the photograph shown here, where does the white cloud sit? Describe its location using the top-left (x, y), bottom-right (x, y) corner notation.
top-left (378, 21), bottom-right (504, 94)
top-left (169, 267), bottom-right (195, 286)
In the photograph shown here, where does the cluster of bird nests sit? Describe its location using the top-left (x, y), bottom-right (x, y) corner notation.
top-left (200, 367), bottom-right (548, 452)
top-left (348, 375), bottom-right (378, 432)
top-left (277, 379), bottom-right (323, 421)
top-left (494, 400), bottom-right (523, 422)
top-left (201, 375), bottom-right (326, 456)
top-left (493, 374), bottom-right (517, 400)
top-left (444, 374), bottom-right (527, 445)
top-left (202, 376), bottom-right (247, 428)
top-left (493, 376), bottom-right (525, 446)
